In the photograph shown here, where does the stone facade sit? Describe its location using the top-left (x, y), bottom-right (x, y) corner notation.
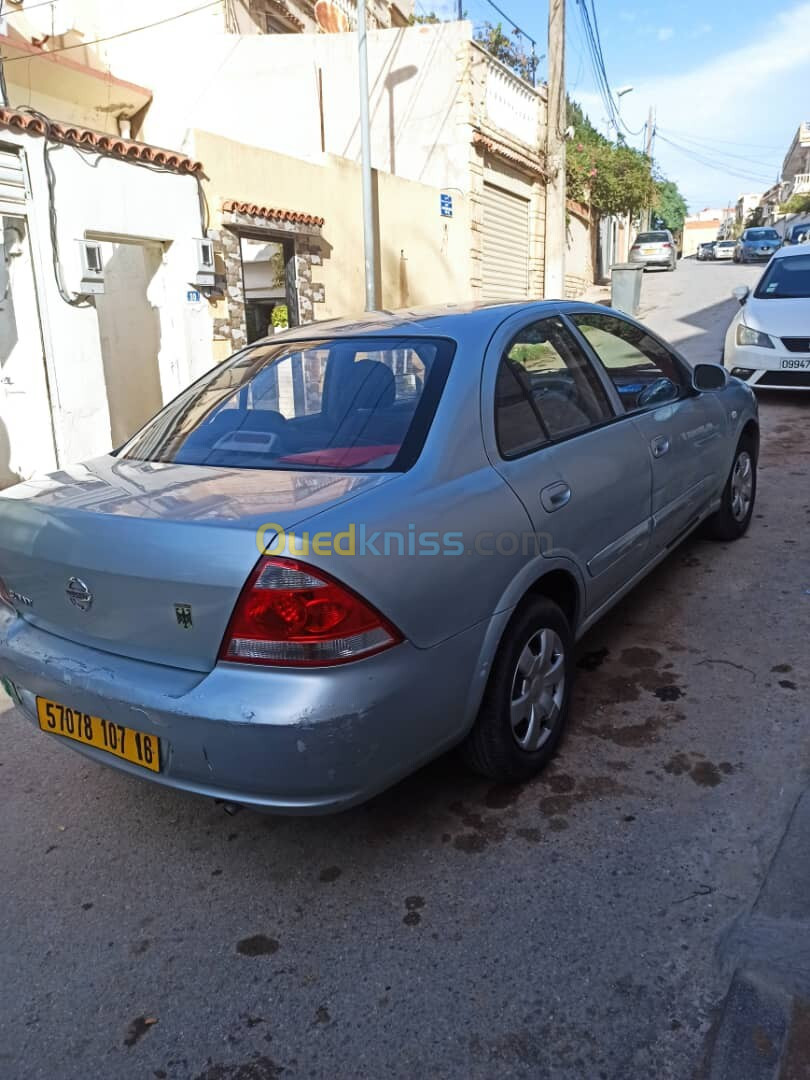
top-left (211, 207), bottom-right (325, 353)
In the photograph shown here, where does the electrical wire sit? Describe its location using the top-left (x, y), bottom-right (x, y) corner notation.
top-left (16, 105), bottom-right (210, 305)
top-left (657, 126), bottom-right (782, 170)
top-left (574, 0), bottom-right (644, 139)
top-left (0, 0), bottom-right (71, 16)
top-left (0, 1), bottom-right (9, 105)
top-left (0, 0), bottom-right (223, 65)
top-left (656, 132), bottom-right (778, 186)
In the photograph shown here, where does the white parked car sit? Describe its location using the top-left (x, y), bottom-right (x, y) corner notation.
top-left (724, 246), bottom-right (810, 391)
top-left (714, 240), bottom-right (736, 261)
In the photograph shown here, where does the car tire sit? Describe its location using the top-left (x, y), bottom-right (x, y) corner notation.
top-left (461, 597), bottom-right (574, 783)
top-left (704, 436), bottom-right (757, 541)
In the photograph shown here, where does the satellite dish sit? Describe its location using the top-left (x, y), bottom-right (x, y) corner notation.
top-left (315, 0), bottom-right (351, 32)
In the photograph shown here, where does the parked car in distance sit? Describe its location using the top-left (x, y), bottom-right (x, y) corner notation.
top-left (697, 241), bottom-right (717, 261)
top-left (734, 227), bottom-right (782, 263)
top-left (0, 303), bottom-right (758, 814)
top-left (714, 240), bottom-right (737, 261)
top-left (629, 230), bottom-right (678, 271)
top-left (724, 245), bottom-right (810, 391)
top-left (784, 221), bottom-right (810, 245)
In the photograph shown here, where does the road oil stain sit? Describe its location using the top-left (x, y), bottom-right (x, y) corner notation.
top-left (193, 1055), bottom-right (284, 1080)
top-left (236, 935), bottom-right (279, 957)
top-left (577, 647), bottom-right (609, 671)
top-left (124, 1015), bottom-right (158, 1048)
top-left (663, 753), bottom-right (733, 787)
top-left (403, 896), bottom-right (426, 926)
top-left (318, 866), bottom-right (342, 883)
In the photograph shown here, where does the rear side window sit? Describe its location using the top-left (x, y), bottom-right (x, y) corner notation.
top-left (571, 313), bottom-right (686, 412)
top-left (495, 316), bottom-right (614, 457)
top-left (119, 337), bottom-right (453, 472)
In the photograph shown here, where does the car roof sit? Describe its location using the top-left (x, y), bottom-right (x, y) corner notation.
top-left (260, 300), bottom-right (602, 343)
top-left (769, 244), bottom-right (810, 261)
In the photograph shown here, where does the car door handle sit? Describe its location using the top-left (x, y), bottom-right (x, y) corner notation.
top-left (651, 435), bottom-right (670, 458)
top-left (540, 482), bottom-right (572, 512)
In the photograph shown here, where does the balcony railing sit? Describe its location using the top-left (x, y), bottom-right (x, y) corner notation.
top-left (477, 46), bottom-right (540, 149)
top-left (792, 173), bottom-right (810, 195)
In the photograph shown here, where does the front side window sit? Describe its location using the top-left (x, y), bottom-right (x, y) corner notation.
top-left (754, 254), bottom-right (810, 299)
top-left (495, 316), bottom-right (614, 457)
top-left (119, 337), bottom-right (452, 472)
top-left (570, 313), bottom-right (686, 412)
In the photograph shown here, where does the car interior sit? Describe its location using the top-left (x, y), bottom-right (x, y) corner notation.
top-left (124, 340), bottom-right (439, 472)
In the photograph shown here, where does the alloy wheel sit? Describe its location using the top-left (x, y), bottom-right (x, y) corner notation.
top-left (730, 450), bottom-right (754, 522)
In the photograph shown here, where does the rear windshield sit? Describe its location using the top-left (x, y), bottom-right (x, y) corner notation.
top-left (118, 336), bottom-right (454, 472)
top-left (744, 229), bottom-right (779, 241)
top-left (636, 232), bottom-right (669, 243)
top-left (754, 254), bottom-right (810, 299)
top-left (717, 241), bottom-right (736, 248)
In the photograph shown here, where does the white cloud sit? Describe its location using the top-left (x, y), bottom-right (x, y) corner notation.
top-left (573, 2), bottom-right (810, 208)
top-left (657, 26), bottom-right (674, 41)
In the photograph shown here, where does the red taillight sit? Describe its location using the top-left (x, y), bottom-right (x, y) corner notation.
top-left (662, 243), bottom-right (672, 248)
top-left (219, 557), bottom-right (402, 667)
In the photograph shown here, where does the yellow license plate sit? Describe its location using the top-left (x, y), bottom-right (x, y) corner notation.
top-left (37, 697), bottom-right (160, 772)
top-left (642, 247), bottom-right (656, 254)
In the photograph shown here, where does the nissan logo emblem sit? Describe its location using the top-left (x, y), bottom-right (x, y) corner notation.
top-left (66, 577), bottom-right (93, 612)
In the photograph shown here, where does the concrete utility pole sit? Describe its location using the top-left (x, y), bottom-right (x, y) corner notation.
top-left (544, 0), bottom-right (566, 299)
top-left (357, 0), bottom-right (378, 311)
top-left (644, 105), bottom-right (655, 229)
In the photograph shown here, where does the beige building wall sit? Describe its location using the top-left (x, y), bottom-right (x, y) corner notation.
top-left (682, 219), bottom-right (721, 257)
top-left (192, 131), bottom-right (473, 361)
top-left (564, 203), bottom-right (593, 298)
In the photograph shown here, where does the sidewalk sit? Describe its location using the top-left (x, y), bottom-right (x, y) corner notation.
top-left (699, 786), bottom-right (810, 1079)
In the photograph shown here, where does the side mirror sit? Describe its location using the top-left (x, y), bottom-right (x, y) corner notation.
top-left (693, 363), bottom-right (727, 392)
top-left (732, 285), bottom-right (750, 305)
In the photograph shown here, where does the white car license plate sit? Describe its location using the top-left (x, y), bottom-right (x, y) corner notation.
top-left (780, 359), bottom-right (810, 370)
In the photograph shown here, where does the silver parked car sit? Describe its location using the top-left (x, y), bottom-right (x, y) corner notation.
top-left (629, 230), bottom-right (678, 271)
top-left (0, 304), bottom-right (758, 813)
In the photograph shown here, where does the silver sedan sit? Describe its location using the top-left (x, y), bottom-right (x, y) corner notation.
top-left (0, 303), bottom-right (759, 813)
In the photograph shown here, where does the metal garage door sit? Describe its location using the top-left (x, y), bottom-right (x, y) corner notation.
top-left (481, 182), bottom-right (530, 302)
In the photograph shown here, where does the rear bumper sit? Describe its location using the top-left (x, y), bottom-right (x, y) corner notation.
top-left (0, 608), bottom-right (500, 813)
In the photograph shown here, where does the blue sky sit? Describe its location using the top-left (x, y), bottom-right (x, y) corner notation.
top-left (428, 0), bottom-right (810, 211)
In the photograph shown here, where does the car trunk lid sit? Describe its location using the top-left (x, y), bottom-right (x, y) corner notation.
top-left (0, 456), bottom-right (394, 672)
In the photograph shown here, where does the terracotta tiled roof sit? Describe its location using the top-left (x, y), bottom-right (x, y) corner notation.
top-left (223, 200), bottom-right (325, 227)
top-left (473, 130), bottom-right (547, 179)
top-left (0, 107), bottom-right (204, 175)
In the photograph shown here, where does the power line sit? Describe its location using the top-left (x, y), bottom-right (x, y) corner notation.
top-left (0, 0), bottom-right (71, 17)
top-left (658, 127), bottom-right (781, 169)
top-left (574, 0), bottom-right (643, 139)
top-left (656, 133), bottom-right (777, 186)
top-left (661, 127), bottom-right (785, 152)
top-left (0, 0), bottom-right (223, 65)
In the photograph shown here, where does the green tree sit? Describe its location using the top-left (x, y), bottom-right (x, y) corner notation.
top-left (408, 11), bottom-right (440, 24)
top-left (474, 21), bottom-right (537, 84)
top-left (782, 192), bottom-right (810, 214)
top-left (652, 179), bottom-right (688, 233)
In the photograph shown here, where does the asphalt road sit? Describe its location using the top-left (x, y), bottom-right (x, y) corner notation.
top-left (2, 259), bottom-right (809, 1080)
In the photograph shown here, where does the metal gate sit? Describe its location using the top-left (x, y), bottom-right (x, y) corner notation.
top-left (481, 182), bottom-right (530, 302)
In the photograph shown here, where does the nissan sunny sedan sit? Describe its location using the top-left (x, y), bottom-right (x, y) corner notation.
top-left (0, 303), bottom-right (759, 813)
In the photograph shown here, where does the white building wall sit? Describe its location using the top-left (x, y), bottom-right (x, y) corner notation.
top-left (97, 21), bottom-right (475, 193)
top-left (1, 131), bottom-right (211, 471)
